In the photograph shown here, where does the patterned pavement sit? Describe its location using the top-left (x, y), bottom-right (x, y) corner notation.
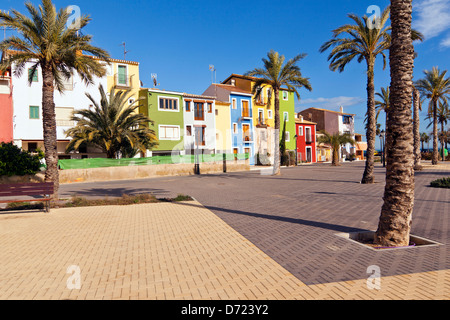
top-left (0, 161), bottom-right (448, 300)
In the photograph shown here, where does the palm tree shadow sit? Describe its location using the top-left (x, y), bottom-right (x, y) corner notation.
top-left (174, 201), bottom-right (368, 234)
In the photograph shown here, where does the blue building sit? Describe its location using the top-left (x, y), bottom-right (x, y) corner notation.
top-left (203, 83), bottom-right (255, 165)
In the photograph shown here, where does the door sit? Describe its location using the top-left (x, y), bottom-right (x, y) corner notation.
top-left (118, 65), bottom-right (127, 85)
top-left (306, 147), bottom-right (312, 163)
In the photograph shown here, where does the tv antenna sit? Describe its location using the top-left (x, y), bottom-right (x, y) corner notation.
top-left (120, 42), bottom-right (130, 60)
top-left (151, 73), bottom-right (159, 88)
top-left (209, 65), bottom-right (216, 84)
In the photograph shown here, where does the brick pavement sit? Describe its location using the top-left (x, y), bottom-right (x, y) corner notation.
top-left (1, 199), bottom-right (449, 300)
top-left (61, 161), bottom-right (450, 287)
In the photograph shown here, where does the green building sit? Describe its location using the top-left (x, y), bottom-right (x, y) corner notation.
top-left (279, 90), bottom-right (297, 151)
top-left (139, 88), bottom-right (185, 156)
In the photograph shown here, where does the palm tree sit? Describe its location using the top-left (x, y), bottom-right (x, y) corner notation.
top-left (375, 86), bottom-right (390, 123)
top-left (426, 100), bottom-right (450, 161)
top-left (420, 132), bottom-right (430, 152)
top-left (374, 0), bottom-right (416, 247)
top-left (320, 6), bottom-right (423, 184)
top-left (415, 67), bottom-right (450, 165)
top-left (317, 131), bottom-right (355, 166)
top-left (413, 87), bottom-right (423, 170)
top-left (65, 85), bottom-right (158, 159)
top-left (0, 0), bottom-right (110, 198)
top-left (320, 7), bottom-right (390, 184)
top-left (245, 50), bottom-right (312, 175)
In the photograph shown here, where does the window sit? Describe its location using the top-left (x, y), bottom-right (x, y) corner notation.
top-left (195, 126), bottom-right (206, 146)
top-left (232, 98), bottom-right (237, 109)
top-left (215, 109), bottom-right (219, 116)
top-left (242, 100), bottom-right (250, 118)
top-left (285, 131), bottom-right (290, 142)
top-left (282, 91), bottom-right (288, 101)
top-left (207, 102), bottom-right (213, 113)
top-left (28, 69), bottom-right (38, 82)
top-left (159, 97), bottom-right (179, 111)
top-left (243, 124), bottom-right (251, 142)
top-left (305, 127), bottom-right (312, 143)
top-left (186, 125), bottom-right (192, 136)
top-left (233, 123), bottom-right (238, 134)
top-left (29, 106), bottom-right (39, 119)
top-left (185, 101), bottom-right (191, 112)
top-left (298, 126), bottom-right (303, 136)
top-left (194, 102), bottom-right (204, 120)
top-left (284, 112), bottom-right (289, 122)
top-left (28, 142), bottom-right (38, 153)
top-left (258, 109), bottom-right (264, 125)
top-left (117, 65), bottom-right (127, 85)
top-left (343, 116), bottom-right (351, 124)
top-left (159, 125), bottom-right (180, 140)
top-left (55, 107), bottom-right (74, 127)
top-left (268, 110), bottom-right (273, 119)
top-left (62, 76), bottom-right (73, 91)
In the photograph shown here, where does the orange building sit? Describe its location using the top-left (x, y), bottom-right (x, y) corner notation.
top-left (0, 69), bottom-right (13, 143)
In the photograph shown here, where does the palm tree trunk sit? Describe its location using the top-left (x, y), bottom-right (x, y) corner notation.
top-left (42, 64), bottom-right (59, 199)
top-left (442, 122), bottom-right (445, 161)
top-left (413, 88), bottom-right (422, 170)
top-left (361, 60), bottom-right (376, 184)
top-left (432, 100), bottom-right (439, 165)
top-left (273, 87), bottom-right (281, 175)
top-left (374, 0), bottom-right (415, 247)
top-left (332, 146), bottom-right (340, 166)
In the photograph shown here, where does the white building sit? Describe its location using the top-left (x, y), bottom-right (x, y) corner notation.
top-left (182, 93), bottom-right (217, 155)
top-left (8, 59), bottom-right (107, 159)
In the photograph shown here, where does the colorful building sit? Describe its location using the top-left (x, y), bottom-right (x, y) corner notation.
top-left (139, 88), bottom-right (185, 156)
top-left (182, 93), bottom-right (216, 155)
top-left (203, 83), bottom-right (255, 165)
top-left (105, 58), bottom-right (141, 104)
top-left (1, 50), bottom-right (109, 159)
top-left (295, 115), bottom-right (317, 163)
top-left (299, 107), bottom-right (359, 161)
top-left (0, 70), bottom-right (13, 143)
top-left (220, 74), bottom-right (297, 164)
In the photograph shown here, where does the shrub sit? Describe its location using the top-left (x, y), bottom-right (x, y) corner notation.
top-left (0, 142), bottom-right (44, 177)
top-left (430, 177), bottom-right (450, 189)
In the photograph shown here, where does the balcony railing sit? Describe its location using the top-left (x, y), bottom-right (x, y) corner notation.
top-left (242, 107), bottom-right (251, 118)
top-left (243, 134), bottom-right (253, 143)
top-left (114, 74), bottom-right (133, 88)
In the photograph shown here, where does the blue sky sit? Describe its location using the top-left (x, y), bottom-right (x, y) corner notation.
top-left (1, 0), bottom-right (449, 148)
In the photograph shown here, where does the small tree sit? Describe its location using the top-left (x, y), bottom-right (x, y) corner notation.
top-left (0, 142), bottom-right (44, 177)
top-left (65, 85), bottom-right (158, 158)
top-left (317, 131), bottom-right (355, 166)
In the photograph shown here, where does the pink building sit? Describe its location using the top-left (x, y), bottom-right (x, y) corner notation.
top-left (0, 69), bottom-right (13, 143)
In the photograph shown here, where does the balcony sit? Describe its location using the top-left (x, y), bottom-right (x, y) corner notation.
top-left (114, 73), bottom-right (133, 88)
top-left (243, 134), bottom-right (254, 143)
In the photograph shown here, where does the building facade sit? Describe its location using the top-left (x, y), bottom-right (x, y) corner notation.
top-left (295, 115), bottom-right (317, 163)
top-left (299, 107), bottom-right (358, 161)
top-left (0, 70), bottom-right (13, 143)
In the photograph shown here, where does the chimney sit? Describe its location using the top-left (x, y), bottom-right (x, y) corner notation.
top-left (231, 79), bottom-right (236, 86)
top-left (340, 106), bottom-right (344, 114)
top-left (298, 115), bottom-right (304, 122)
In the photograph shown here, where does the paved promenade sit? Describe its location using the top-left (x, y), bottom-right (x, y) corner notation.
top-left (0, 161), bottom-right (449, 300)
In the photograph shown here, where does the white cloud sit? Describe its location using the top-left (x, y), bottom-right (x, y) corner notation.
top-left (440, 33), bottom-right (450, 47)
top-left (413, 0), bottom-right (450, 41)
top-left (297, 96), bottom-right (364, 110)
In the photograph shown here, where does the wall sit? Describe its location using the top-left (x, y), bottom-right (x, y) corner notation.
top-left (0, 75), bottom-right (13, 142)
top-left (214, 101), bottom-right (232, 153)
top-left (230, 93), bottom-right (255, 165)
top-left (59, 161), bottom-right (250, 184)
top-left (279, 90), bottom-right (296, 151)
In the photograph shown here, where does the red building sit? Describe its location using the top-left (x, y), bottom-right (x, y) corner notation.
top-left (0, 69), bottom-right (13, 143)
top-left (295, 115), bottom-right (317, 163)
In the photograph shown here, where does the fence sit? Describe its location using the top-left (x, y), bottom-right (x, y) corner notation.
top-left (58, 153), bottom-right (250, 170)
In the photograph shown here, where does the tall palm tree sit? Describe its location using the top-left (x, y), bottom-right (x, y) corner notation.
top-left (317, 131), bottom-right (355, 166)
top-left (320, 6), bottom-right (423, 184)
top-left (0, 0), bottom-right (110, 198)
top-left (320, 7), bottom-right (390, 184)
top-left (245, 50), bottom-right (312, 175)
top-left (420, 132), bottom-right (430, 152)
top-left (426, 100), bottom-right (450, 160)
top-left (375, 86), bottom-right (390, 123)
top-left (415, 67), bottom-right (450, 165)
top-left (374, 0), bottom-right (416, 247)
top-left (65, 85), bottom-right (158, 159)
top-left (413, 87), bottom-right (423, 170)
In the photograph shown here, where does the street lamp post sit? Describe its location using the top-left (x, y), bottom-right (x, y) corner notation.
top-left (294, 134), bottom-right (298, 166)
top-left (380, 130), bottom-right (386, 168)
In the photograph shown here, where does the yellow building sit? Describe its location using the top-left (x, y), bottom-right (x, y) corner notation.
top-left (105, 57), bottom-right (141, 103)
top-left (214, 100), bottom-right (232, 153)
